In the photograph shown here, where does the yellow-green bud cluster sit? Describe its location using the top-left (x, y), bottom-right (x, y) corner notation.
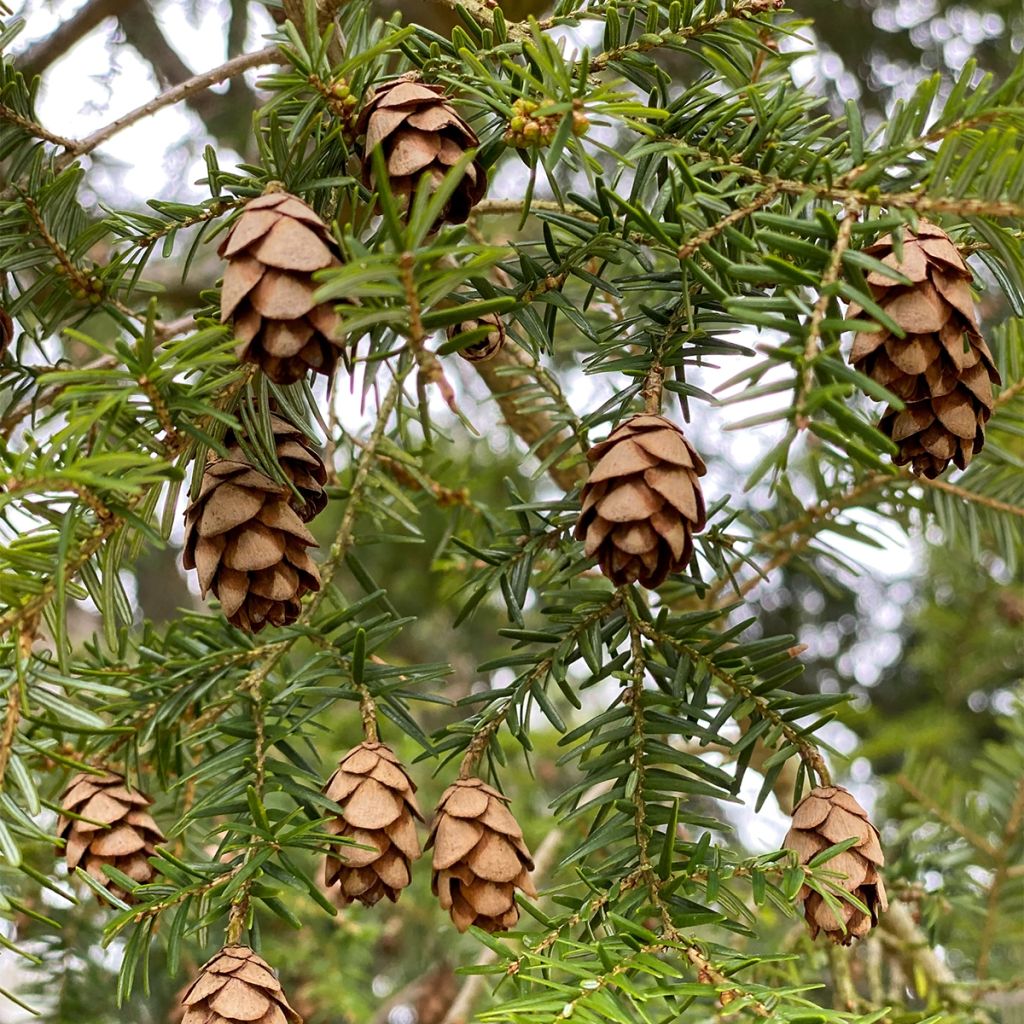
top-left (504, 98), bottom-right (590, 149)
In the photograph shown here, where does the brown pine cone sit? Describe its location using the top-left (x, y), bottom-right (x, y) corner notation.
top-left (847, 221), bottom-right (1001, 477)
top-left (784, 785), bottom-right (888, 945)
top-left (225, 413), bottom-right (327, 523)
top-left (180, 945), bottom-right (302, 1024)
top-left (58, 771), bottom-right (163, 902)
top-left (219, 190), bottom-right (345, 384)
top-left (447, 313), bottom-right (506, 363)
top-left (427, 778), bottom-right (536, 933)
top-left (357, 75), bottom-right (487, 226)
top-left (574, 414), bottom-right (706, 588)
top-left (323, 741), bottom-right (423, 906)
top-left (182, 456), bottom-right (320, 633)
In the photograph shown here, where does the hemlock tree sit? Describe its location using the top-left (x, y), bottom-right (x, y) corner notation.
top-left (0, 1), bottom-right (1022, 1022)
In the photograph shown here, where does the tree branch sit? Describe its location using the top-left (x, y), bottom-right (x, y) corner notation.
top-left (14, 0), bottom-right (128, 78)
top-left (55, 44), bottom-right (282, 171)
top-left (469, 344), bottom-right (588, 492)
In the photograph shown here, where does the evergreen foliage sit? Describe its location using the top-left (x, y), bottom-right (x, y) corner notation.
top-left (0, 1), bottom-right (1021, 1022)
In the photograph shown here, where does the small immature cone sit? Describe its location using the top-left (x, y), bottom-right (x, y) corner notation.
top-left (427, 778), bottom-right (536, 933)
top-left (357, 75), bottom-right (487, 226)
top-left (447, 313), bottom-right (505, 363)
top-left (225, 413), bottom-right (327, 523)
top-left (323, 742), bottom-right (423, 906)
top-left (846, 221), bottom-right (1001, 477)
top-left (784, 785), bottom-right (888, 945)
top-left (180, 945), bottom-right (302, 1024)
top-left (574, 414), bottom-right (706, 588)
top-left (218, 190), bottom-right (345, 385)
top-left (58, 771), bottom-right (163, 902)
top-left (182, 454), bottom-right (321, 633)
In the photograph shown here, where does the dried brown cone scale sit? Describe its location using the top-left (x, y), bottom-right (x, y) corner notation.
top-left (784, 785), bottom-right (888, 945)
top-left (847, 221), bottom-right (1001, 477)
top-left (356, 75), bottom-right (487, 226)
top-left (225, 413), bottom-right (327, 523)
top-left (181, 945), bottom-right (302, 1024)
top-left (58, 771), bottom-right (164, 902)
top-left (323, 741), bottom-right (423, 907)
top-left (447, 312), bottom-right (506, 363)
top-left (219, 190), bottom-right (345, 385)
top-left (183, 455), bottom-right (320, 633)
top-left (427, 777), bottom-right (536, 933)
top-left (574, 414), bottom-right (707, 589)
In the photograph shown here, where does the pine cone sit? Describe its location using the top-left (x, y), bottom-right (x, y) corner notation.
top-left (181, 945), bottom-right (301, 1024)
top-left (357, 75), bottom-right (487, 226)
top-left (0, 306), bottom-right (12, 358)
top-left (323, 741), bottom-right (423, 906)
top-left (182, 455), bottom-right (320, 633)
top-left (574, 414), bottom-right (707, 588)
top-left (219, 190), bottom-right (345, 385)
top-left (58, 771), bottom-right (163, 902)
top-left (847, 221), bottom-right (1001, 477)
top-left (784, 785), bottom-right (888, 945)
top-left (225, 413), bottom-right (327, 523)
top-left (427, 778), bottom-right (536, 933)
top-left (447, 312), bottom-right (505, 363)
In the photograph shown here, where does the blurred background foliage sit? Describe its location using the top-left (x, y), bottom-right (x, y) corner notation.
top-left (0, 1), bottom-right (1021, 1023)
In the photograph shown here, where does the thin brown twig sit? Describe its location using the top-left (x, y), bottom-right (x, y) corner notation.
top-left (357, 686), bottom-right (379, 743)
top-left (918, 475), bottom-right (1024, 519)
top-left (896, 773), bottom-right (999, 859)
top-left (796, 199), bottom-right (860, 428)
top-left (637, 618), bottom-right (831, 787)
top-left (14, 0), bottom-right (128, 77)
top-left (457, 595), bottom-right (622, 779)
top-left (676, 185), bottom-right (779, 261)
top-left (993, 375), bottom-right (1024, 411)
top-left (56, 45), bottom-right (281, 170)
top-left (469, 344), bottom-right (588, 492)
top-left (977, 777), bottom-right (1024, 978)
top-left (0, 104), bottom-right (78, 148)
top-left (587, 0), bottom-right (784, 73)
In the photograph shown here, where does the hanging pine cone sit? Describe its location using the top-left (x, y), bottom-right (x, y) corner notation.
top-left (357, 75), bottom-right (487, 226)
top-left (323, 741), bottom-right (423, 907)
top-left (225, 413), bottom-right (327, 522)
top-left (574, 414), bottom-right (706, 588)
top-left (180, 946), bottom-right (302, 1024)
top-left (58, 771), bottom-right (164, 902)
top-left (784, 785), bottom-right (888, 945)
top-left (219, 190), bottom-right (345, 385)
top-left (447, 312), bottom-right (505, 363)
top-left (0, 306), bottom-right (13, 359)
top-left (847, 221), bottom-right (1001, 477)
top-left (183, 455), bottom-right (320, 633)
top-left (427, 778), bottom-right (536, 933)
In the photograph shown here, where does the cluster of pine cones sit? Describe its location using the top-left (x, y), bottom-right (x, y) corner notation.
top-left (58, 743), bottom-right (537, 1023)
top-left (42, 70), bottom-right (1000, 1022)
